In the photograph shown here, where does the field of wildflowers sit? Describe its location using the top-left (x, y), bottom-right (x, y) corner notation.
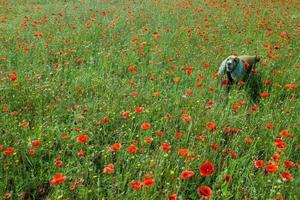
top-left (0, 0), bottom-right (299, 199)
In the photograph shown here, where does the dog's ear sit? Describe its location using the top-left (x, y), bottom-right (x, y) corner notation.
top-left (233, 57), bottom-right (239, 65)
top-left (218, 58), bottom-right (227, 77)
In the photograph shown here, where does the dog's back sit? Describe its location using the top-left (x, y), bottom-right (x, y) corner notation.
top-left (218, 54), bottom-right (262, 103)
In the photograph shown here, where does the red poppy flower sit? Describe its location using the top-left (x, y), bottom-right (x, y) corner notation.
top-left (284, 84), bottom-right (297, 90)
top-left (197, 134), bottom-right (205, 142)
top-left (263, 80), bottom-right (271, 85)
top-left (280, 130), bottom-right (293, 138)
top-left (232, 104), bottom-right (240, 111)
top-left (266, 163), bottom-right (278, 174)
top-left (185, 66), bottom-right (193, 75)
top-left (254, 160), bottom-right (265, 168)
top-left (141, 122), bottom-right (151, 130)
top-left (272, 153), bottom-right (280, 163)
top-left (200, 162), bottom-right (215, 176)
top-left (284, 160), bottom-right (295, 168)
top-left (103, 163), bottom-right (114, 174)
top-left (10, 76), bottom-right (17, 81)
top-left (49, 173), bottom-right (66, 186)
top-left (78, 149), bottom-right (85, 157)
top-left (182, 114), bottom-right (192, 123)
top-left (180, 170), bottom-right (194, 179)
top-left (223, 126), bottom-right (231, 135)
top-left (275, 141), bottom-right (286, 149)
top-left (3, 147), bottom-right (15, 155)
top-left (76, 134), bottom-right (88, 144)
top-left (102, 117), bottom-right (110, 123)
top-left (231, 127), bottom-right (239, 134)
top-left (76, 58), bottom-right (85, 63)
top-left (274, 138), bottom-right (282, 145)
top-left (140, 41), bottom-right (147, 47)
top-left (143, 177), bottom-right (155, 187)
top-left (28, 149), bottom-right (36, 155)
top-left (135, 107), bottom-right (143, 113)
top-left (2, 192), bottom-right (12, 200)
top-left (280, 171), bottom-right (293, 181)
top-left (197, 185), bottom-right (213, 199)
top-left (238, 100), bottom-right (246, 105)
top-left (195, 82), bottom-right (203, 87)
top-left (243, 61), bottom-right (250, 68)
top-left (172, 77), bottom-right (179, 83)
top-left (206, 100), bottom-right (214, 106)
top-left (244, 137), bottom-right (253, 144)
top-left (185, 89), bottom-right (193, 95)
top-left (210, 144), bottom-right (218, 151)
top-left (122, 111), bottom-right (130, 119)
top-left (128, 145), bottom-right (137, 154)
top-left (144, 137), bottom-right (154, 144)
top-left (34, 33), bottom-right (43, 37)
top-left (160, 143), bottom-right (171, 152)
top-left (110, 143), bottom-right (122, 151)
top-left (266, 123), bottom-right (274, 129)
top-left (169, 65), bottom-right (176, 70)
top-left (128, 65), bottom-right (136, 72)
top-left (206, 122), bottom-right (217, 131)
top-left (130, 180), bottom-right (142, 191)
top-left (69, 182), bottom-right (76, 191)
top-left (20, 121), bottom-right (30, 128)
top-left (131, 37), bottom-right (138, 42)
top-left (221, 79), bottom-right (229, 85)
top-left (178, 149), bottom-right (189, 156)
top-left (10, 71), bottom-right (16, 76)
top-left (164, 114), bottom-right (172, 119)
top-left (132, 91), bottom-right (138, 96)
top-left (155, 131), bottom-right (164, 137)
top-left (175, 132), bottom-right (183, 139)
top-left (55, 159), bottom-right (63, 167)
top-left (212, 73), bottom-right (219, 78)
top-left (260, 92), bottom-right (270, 98)
top-left (203, 63), bottom-right (209, 68)
top-left (168, 194), bottom-right (177, 200)
top-left (251, 106), bottom-right (259, 111)
top-left (230, 152), bottom-right (238, 158)
top-left (167, 57), bottom-right (173, 62)
top-left (31, 140), bottom-right (41, 147)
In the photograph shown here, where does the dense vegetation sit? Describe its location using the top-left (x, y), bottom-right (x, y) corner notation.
top-left (0, 0), bottom-right (299, 199)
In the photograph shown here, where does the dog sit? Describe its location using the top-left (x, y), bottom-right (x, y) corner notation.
top-left (218, 55), bottom-right (261, 84)
top-left (218, 55), bottom-right (262, 102)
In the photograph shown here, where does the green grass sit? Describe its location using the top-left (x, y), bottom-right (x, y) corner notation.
top-left (0, 0), bottom-right (299, 199)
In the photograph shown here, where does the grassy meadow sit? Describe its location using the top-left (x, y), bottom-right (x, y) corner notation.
top-left (0, 0), bottom-right (299, 199)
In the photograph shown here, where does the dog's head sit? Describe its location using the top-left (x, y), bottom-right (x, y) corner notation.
top-left (225, 56), bottom-right (240, 72)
